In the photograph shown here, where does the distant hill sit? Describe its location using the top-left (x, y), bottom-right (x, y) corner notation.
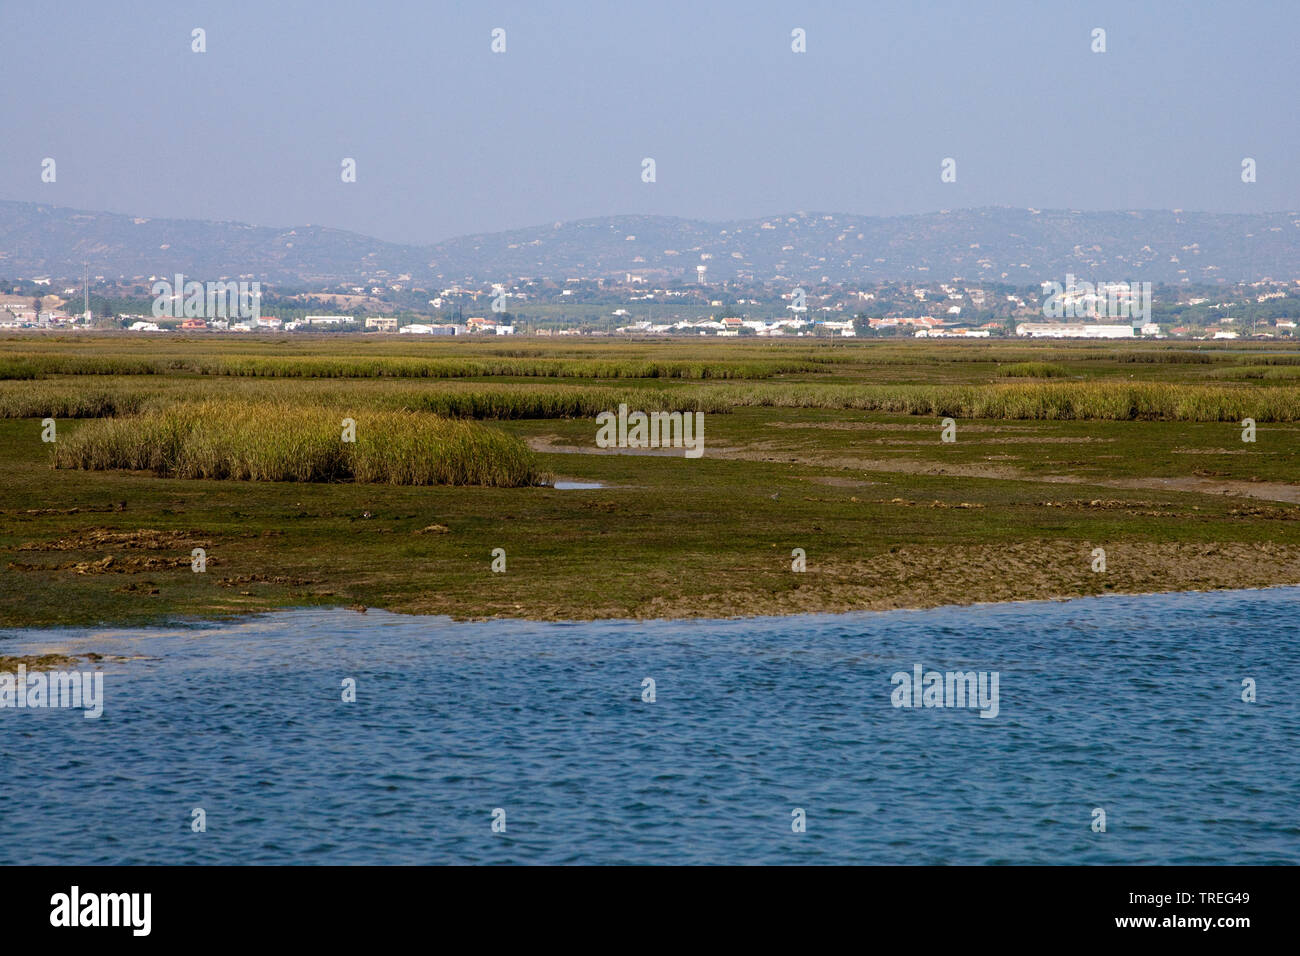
top-left (0, 201), bottom-right (427, 285)
top-left (2, 201), bottom-right (1297, 286)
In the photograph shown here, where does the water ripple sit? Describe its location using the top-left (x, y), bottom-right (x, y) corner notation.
top-left (1, 588), bottom-right (1297, 864)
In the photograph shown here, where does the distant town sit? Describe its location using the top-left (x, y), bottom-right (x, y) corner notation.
top-left (3, 272), bottom-right (1297, 340)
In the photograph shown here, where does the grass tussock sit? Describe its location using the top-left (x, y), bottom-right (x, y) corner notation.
top-left (51, 401), bottom-right (549, 486)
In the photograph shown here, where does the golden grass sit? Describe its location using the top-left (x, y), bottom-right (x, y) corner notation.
top-left (50, 401), bottom-right (549, 486)
top-left (720, 382), bottom-right (1300, 421)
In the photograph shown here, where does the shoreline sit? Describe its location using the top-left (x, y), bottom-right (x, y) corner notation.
top-left (5, 580), bottom-right (1299, 651)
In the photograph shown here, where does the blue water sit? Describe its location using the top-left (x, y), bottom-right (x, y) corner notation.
top-left (2, 588), bottom-right (1297, 865)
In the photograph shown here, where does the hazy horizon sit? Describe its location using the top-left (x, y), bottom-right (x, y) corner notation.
top-left (3, 0), bottom-right (1297, 245)
top-left (9, 199), bottom-right (1300, 249)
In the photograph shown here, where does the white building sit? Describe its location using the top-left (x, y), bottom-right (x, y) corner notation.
top-left (917, 328), bottom-right (990, 338)
top-left (1016, 323), bottom-right (1135, 339)
top-left (399, 323), bottom-right (465, 335)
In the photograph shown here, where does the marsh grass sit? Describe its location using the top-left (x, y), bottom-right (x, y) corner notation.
top-left (720, 382), bottom-right (1300, 421)
top-left (1209, 365), bottom-right (1300, 381)
top-left (11, 375), bottom-right (1299, 423)
top-left (196, 356), bottom-right (826, 379)
top-left (6, 337), bottom-right (1300, 426)
top-left (402, 384), bottom-right (732, 418)
top-left (51, 401), bottom-right (549, 486)
top-left (0, 351), bottom-right (826, 380)
top-left (1238, 354), bottom-right (1300, 366)
top-left (996, 361), bottom-right (1070, 378)
top-left (0, 385), bottom-right (150, 418)
top-left (1, 376), bottom-right (734, 420)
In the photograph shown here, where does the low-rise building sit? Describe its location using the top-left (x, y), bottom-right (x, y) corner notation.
top-left (399, 323), bottom-right (465, 335)
top-left (916, 327), bottom-right (989, 338)
top-left (1016, 323), bottom-right (1135, 339)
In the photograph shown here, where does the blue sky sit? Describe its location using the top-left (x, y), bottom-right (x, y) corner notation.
top-left (3, 0), bottom-right (1296, 242)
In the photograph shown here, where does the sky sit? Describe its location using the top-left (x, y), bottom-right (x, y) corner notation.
top-left (2, 0), bottom-right (1297, 244)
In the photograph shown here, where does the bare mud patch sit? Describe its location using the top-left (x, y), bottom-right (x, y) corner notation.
top-left (863, 436), bottom-right (1114, 446)
top-left (801, 475), bottom-right (877, 488)
top-left (633, 541), bottom-right (1300, 619)
top-left (1118, 476), bottom-right (1300, 505)
top-left (528, 436), bottom-right (740, 457)
top-left (527, 436), bottom-right (1300, 504)
top-left (767, 421), bottom-right (1037, 434)
top-left (18, 528), bottom-right (211, 552)
top-left (7, 555), bottom-right (200, 574)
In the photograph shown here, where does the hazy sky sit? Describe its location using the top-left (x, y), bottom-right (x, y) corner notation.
top-left (3, 0), bottom-right (1296, 243)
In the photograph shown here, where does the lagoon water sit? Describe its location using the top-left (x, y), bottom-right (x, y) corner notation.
top-left (2, 588), bottom-right (1297, 865)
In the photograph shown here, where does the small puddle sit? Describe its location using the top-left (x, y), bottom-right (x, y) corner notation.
top-left (552, 481), bottom-right (605, 490)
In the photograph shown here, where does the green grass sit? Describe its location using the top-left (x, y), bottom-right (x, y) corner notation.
top-left (996, 361), bottom-right (1070, 378)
